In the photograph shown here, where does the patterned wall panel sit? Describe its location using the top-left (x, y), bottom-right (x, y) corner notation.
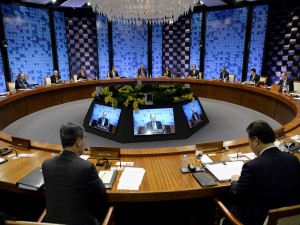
top-left (152, 25), bottom-right (162, 77)
top-left (204, 8), bottom-right (248, 81)
top-left (66, 16), bottom-right (98, 79)
top-left (163, 17), bottom-right (191, 77)
top-left (112, 23), bottom-right (148, 78)
top-left (2, 3), bottom-right (53, 84)
top-left (54, 11), bottom-right (69, 81)
top-left (247, 5), bottom-right (268, 80)
top-left (0, 52), bottom-right (5, 92)
top-left (265, 7), bottom-right (300, 83)
top-left (190, 13), bottom-right (202, 71)
top-left (96, 15), bottom-right (109, 79)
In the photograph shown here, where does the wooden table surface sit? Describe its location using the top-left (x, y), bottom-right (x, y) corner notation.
top-left (0, 78), bottom-right (299, 203)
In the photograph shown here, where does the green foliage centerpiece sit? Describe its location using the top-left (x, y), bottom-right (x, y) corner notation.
top-left (92, 83), bottom-right (195, 111)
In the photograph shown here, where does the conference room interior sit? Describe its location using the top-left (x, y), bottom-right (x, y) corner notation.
top-left (0, 0), bottom-right (300, 225)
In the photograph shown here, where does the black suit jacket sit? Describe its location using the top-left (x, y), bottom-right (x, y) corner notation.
top-left (108, 71), bottom-right (119, 79)
top-left (146, 121), bottom-right (163, 131)
top-left (162, 69), bottom-right (172, 78)
top-left (278, 78), bottom-right (294, 92)
top-left (230, 147), bottom-right (300, 225)
top-left (249, 74), bottom-right (260, 83)
top-left (50, 74), bottom-right (62, 84)
top-left (15, 78), bottom-right (29, 89)
top-left (78, 73), bottom-right (87, 80)
top-left (97, 117), bottom-right (109, 127)
top-left (137, 68), bottom-right (147, 77)
top-left (188, 69), bottom-right (200, 78)
top-left (219, 71), bottom-right (229, 81)
top-left (42, 150), bottom-right (107, 225)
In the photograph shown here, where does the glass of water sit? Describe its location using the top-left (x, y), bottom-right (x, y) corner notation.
top-left (195, 148), bottom-right (203, 161)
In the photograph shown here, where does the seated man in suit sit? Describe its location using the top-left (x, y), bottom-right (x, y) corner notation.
top-left (78, 68), bottom-right (87, 81)
top-left (219, 66), bottom-right (229, 82)
top-left (107, 66), bottom-right (119, 79)
top-left (137, 64), bottom-right (148, 78)
top-left (42, 122), bottom-right (107, 225)
top-left (15, 73), bottom-right (29, 89)
top-left (97, 111), bottom-right (109, 129)
top-left (249, 68), bottom-right (260, 84)
top-left (191, 108), bottom-right (201, 123)
top-left (225, 120), bottom-right (300, 225)
top-left (145, 113), bottom-right (163, 133)
top-left (188, 64), bottom-right (200, 79)
top-left (278, 72), bottom-right (294, 92)
top-left (50, 70), bottom-right (62, 84)
top-left (162, 66), bottom-right (172, 78)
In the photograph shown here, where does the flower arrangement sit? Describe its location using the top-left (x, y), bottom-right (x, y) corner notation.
top-left (92, 83), bottom-right (195, 111)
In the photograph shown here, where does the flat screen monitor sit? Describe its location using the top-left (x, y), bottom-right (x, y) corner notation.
top-left (182, 99), bottom-right (205, 128)
top-left (133, 108), bottom-right (175, 135)
top-left (89, 104), bottom-right (122, 134)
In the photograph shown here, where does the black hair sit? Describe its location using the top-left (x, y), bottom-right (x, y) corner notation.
top-left (60, 122), bottom-right (85, 149)
top-left (246, 120), bottom-right (275, 144)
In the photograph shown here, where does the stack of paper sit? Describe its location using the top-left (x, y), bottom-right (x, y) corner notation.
top-left (204, 161), bottom-right (244, 182)
top-left (117, 167), bottom-right (145, 190)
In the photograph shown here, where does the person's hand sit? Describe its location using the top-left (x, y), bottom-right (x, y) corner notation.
top-left (231, 175), bottom-right (240, 182)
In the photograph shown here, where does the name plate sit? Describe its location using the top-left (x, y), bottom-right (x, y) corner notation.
top-left (90, 146), bottom-right (120, 159)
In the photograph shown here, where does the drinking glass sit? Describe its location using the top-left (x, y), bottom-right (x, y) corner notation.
top-left (195, 148), bottom-right (203, 161)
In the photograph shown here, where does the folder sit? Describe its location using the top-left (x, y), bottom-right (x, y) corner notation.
top-left (98, 170), bottom-right (118, 189)
top-left (203, 161), bottom-right (244, 182)
top-left (16, 167), bottom-right (44, 191)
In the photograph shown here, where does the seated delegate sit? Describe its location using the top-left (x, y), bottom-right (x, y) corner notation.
top-left (15, 73), bottom-right (30, 89)
top-left (219, 66), bottom-right (229, 82)
top-left (137, 64), bottom-right (148, 78)
top-left (278, 72), bottom-right (294, 92)
top-left (188, 64), bottom-right (200, 79)
top-left (162, 66), bottom-right (172, 78)
top-left (50, 70), bottom-right (62, 84)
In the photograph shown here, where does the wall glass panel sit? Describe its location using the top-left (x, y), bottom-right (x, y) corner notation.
top-left (112, 23), bottom-right (148, 78)
top-left (152, 25), bottom-right (162, 77)
top-left (190, 13), bottom-right (202, 71)
top-left (1, 3), bottom-right (53, 84)
top-left (54, 11), bottom-right (69, 81)
top-left (0, 52), bottom-right (5, 92)
top-left (247, 5), bottom-right (268, 79)
top-left (204, 7), bottom-right (247, 81)
top-left (96, 15), bottom-right (109, 79)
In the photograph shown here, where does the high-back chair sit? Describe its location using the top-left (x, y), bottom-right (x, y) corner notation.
top-left (293, 81), bottom-right (300, 93)
top-left (9, 206), bottom-right (115, 225)
top-left (44, 77), bottom-right (51, 86)
top-left (228, 74), bottom-right (236, 83)
top-left (6, 82), bottom-right (16, 91)
top-left (259, 76), bottom-right (268, 84)
top-left (215, 198), bottom-right (300, 225)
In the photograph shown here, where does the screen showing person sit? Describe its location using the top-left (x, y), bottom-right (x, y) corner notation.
top-left (133, 108), bottom-right (175, 135)
top-left (89, 104), bottom-right (122, 134)
top-left (182, 100), bottom-right (204, 128)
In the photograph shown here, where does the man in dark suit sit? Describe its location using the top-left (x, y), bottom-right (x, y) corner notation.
top-left (78, 68), bottom-right (87, 80)
top-left (15, 73), bottom-right (29, 89)
top-left (191, 108), bottom-right (200, 122)
top-left (249, 68), bottom-right (260, 83)
top-left (188, 64), bottom-right (200, 79)
top-left (50, 70), bottom-right (62, 84)
top-left (107, 66), bottom-right (119, 79)
top-left (42, 122), bottom-right (107, 225)
top-left (227, 120), bottom-right (300, 225)
top-left (278, 72), bottom-right (294, 92)
top-left (162, 66), bottom-right (172, 78)
top-left (137, 64), bottom-right (148, 77)
top-left (97, 111), bottom-right (109, 128)
top-left (219, 66), bottom-right (229, 82)
top-left (145, 113), bottom-right (163, 132)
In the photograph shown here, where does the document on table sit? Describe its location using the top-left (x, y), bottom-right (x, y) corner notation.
top-left (204, 161), bottom-right (244, 182)
top-left (117, 167), bottom-right (145, 190)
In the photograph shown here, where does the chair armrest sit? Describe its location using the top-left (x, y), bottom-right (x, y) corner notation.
top-left (37, 209), bottom-right (46, 223)
top-left (214, 198), bottom-right (243, 225)
top-left (102, 206), bottom-right (115, 225)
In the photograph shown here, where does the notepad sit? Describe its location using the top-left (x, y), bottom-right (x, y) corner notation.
top-left (16, 167), bottom-right (44, 191)
top-left (204, 161), bottom-right (244, 182)
top-left (98, 170), bottom-right (117, 189)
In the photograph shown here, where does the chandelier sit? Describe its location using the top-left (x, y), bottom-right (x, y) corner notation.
top-left (89, 0), bottom-right (196, 24)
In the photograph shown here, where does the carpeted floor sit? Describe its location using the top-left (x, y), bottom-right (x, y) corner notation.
top-left (3, 98), bottom-right (282, 149)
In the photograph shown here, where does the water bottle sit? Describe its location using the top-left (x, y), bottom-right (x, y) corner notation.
top-left (181, 154), bottom-right (188, 173)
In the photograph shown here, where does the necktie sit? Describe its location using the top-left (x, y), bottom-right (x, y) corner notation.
top-left (101, 118), bottom-right (105, 126)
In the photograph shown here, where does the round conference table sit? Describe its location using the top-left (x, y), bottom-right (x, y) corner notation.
top-left (0, 78), bottom-right (299, 224)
